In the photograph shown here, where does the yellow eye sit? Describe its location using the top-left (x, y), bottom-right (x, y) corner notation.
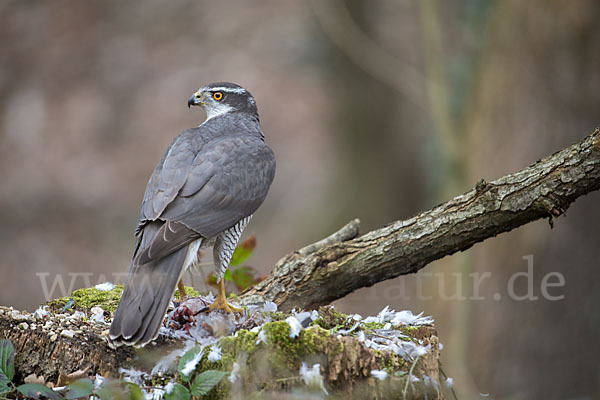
top-left (213, 91), bottom-right (223, 101)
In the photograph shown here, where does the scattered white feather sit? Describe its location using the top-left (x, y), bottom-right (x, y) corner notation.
top-left (119, 367), bottom-right (146, 386)
top-left (90, 306), bottom-right (105, 323)
top-left (350, 313), bottom-right (362, 321)
top-left (356, 331), bottom-right (366, 342)
top-left (69, 311), bottom-right (86, 320)
top-left (377, 305), bottom-right (396, 322)
top-left (256, 329), bottom-right (268, 345)
top-left (157, 326), bottom-right (172, 337)
top-left (33, 306), bottom-right (48, 319)
top-left (94, 374), bottom-right (105, 390)
top-left (148, 388), bottom-right (164, 400)
top-left (164, 381), bottom-right (175, 394)
top-left (285, 316), bottom-right (302, 338)
top-left (293, 311), bottom-right (312, 325)
top-left (363, 337), bottom-right (429, 361)
top-left (391, 310), bottom-right (434, 326)
top-left (383, 322), bottom-right (392, 330)
top-left (337, 321), bottom-right (360, 335)
top-left (187, 312), bottom-right (236, 342)
top-left (310, 310), bottom-right (319, 320)
top-left (94, 282), bottom-right (115, 291)
top-left (181, 349), bottom-right (204, 377)
top-left (364, 306), bottom-right (434, 327)
top-left (439, 342), bottom-right (444, 351)
top-left (399, 342), bottom-right (430, 359)
top-left (263, 301), bottom-right (278, 312)
top-left (370, 370), bottom-right (388, 380)
top-left (299, 362), bottom-right (328, 394)
top-left (208, 345), bottom-right (222, 362)
top-left (152, 342), bottom-right (194, 375)
top-left (363, 338), bottom-right (385, 352)
top-left (229, 362), bottom-right (241, 384)
top-left (423, 375), bottom-right (439, 389)
top-left (410, 343), bottom-right (429, 358)
top-left (445, 377), bottom-right (454, 388)
top-left (250, 326), bottom-right (260, 333)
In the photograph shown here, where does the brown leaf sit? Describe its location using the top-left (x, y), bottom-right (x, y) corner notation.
top-left (56, 367), bottom-right (89, 386)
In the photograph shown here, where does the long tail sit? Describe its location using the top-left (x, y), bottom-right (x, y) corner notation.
top-left (108, 246), bottom-right (188, 347)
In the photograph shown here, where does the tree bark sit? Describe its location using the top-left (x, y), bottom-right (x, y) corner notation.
top-left (240, 128), bottom-right (600, 311)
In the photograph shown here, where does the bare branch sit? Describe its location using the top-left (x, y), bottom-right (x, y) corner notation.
top-left (240, 128), bottom-right (600, 311)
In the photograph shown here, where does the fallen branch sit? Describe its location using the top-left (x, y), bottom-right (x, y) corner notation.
top-left (240, 128), bottom-right (600, 311)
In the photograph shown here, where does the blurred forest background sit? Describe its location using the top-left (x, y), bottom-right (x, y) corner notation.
top-left (1, 0), bottom-right (599, 398)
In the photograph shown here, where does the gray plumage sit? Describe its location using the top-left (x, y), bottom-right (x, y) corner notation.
top-left (109, 82), bottom-right (275, 347)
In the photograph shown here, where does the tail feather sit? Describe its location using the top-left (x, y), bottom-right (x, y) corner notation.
top-left (109, 246), bottom-right (188, 347)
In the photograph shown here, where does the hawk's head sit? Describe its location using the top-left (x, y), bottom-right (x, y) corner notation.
top-left (188, 82), bottom-right (258, 120)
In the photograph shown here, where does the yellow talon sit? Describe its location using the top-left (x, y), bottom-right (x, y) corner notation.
top-left (208, 278), bottom-right (243, 313)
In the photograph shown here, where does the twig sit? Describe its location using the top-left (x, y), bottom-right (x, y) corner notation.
top-left (402, 355), bottom-right (421, 400)
top-left (297, 219), bottom-right (360, 256)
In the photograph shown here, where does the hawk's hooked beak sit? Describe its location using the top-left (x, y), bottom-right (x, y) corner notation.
top-left (187, 91), bottom-right (204, 108)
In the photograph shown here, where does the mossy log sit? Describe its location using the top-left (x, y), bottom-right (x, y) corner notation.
top-left (0, 306), bottom-right (178, 383)
top-left (0, 301), bottom-right (445, 399)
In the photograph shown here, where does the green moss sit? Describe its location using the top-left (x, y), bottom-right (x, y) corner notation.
top-left (174, 286), bottom-right (200, 299)
top-left (381, 352), bottom-right (405, 370)
top-left (311, 306), bottom-right (353, 330)
top-left (47, 285), bottom-right (124, 313)
top-left (261, 322), bottom-right (331, 372)
top-left (264, 311), bottom-right (288, 321)
top-left (397, 325), bottom-right (420, 338)
top-left (360, 321), bottom-right (387, 330)
top-left (46, 285), bottom-right (204, 313)
top-left (217, 329), bottom-right (260, 368)
top-left (196, 321), bottom-right (334, 395)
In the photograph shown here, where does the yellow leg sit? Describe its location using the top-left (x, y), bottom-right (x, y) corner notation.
top-left (177, 279), bottom-right (187, 300)
top-left (208, 279), bottom-right (243, 313)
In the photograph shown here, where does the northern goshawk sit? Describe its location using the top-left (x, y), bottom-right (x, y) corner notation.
top-left (109, 82), bottom-right (276, 347)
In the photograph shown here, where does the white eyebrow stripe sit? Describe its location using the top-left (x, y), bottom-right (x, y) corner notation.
top-left (200, 86), bottom-right (247, 94)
